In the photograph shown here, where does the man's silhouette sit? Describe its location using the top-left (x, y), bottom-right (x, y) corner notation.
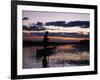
top-left (43, 31), bottom-right (49, 48)
top-left (42, 31), bottom-right (49, 67)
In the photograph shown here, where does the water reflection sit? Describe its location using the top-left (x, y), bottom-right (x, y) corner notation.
top-left (23, 44), bottom-right (89, 69)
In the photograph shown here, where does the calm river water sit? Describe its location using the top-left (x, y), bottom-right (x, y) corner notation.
top-left (23, 44), bottom-right (89, 69)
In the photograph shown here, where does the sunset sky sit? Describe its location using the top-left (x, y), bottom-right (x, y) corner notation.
top-left (22, 11), bottom-right (90, 42)
top-left (22, 11), bottom-right (89, 24)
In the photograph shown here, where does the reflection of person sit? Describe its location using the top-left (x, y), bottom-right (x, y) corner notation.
top-left (42, 56), bottom-right (48, 67)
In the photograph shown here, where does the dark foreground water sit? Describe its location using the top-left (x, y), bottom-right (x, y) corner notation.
top-left (23, 44), bottom-right (89, 69)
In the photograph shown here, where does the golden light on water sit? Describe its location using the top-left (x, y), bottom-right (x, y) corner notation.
top-left (23, 36), bottom-right (89, 41)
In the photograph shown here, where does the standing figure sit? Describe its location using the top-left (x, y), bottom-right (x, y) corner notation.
top-left (42, 31), bottom-right (49, 67)
top-left (43, 31), bottom-right (49, 48)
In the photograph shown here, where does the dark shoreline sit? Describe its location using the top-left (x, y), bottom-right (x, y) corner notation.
top-left (23, 40), bottom-right (89, 46)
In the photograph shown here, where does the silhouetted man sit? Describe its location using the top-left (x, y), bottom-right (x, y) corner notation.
top-left (43, 31), bottom-right (49, 48)
top-left (42, 31), bottom-right (49, 67)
